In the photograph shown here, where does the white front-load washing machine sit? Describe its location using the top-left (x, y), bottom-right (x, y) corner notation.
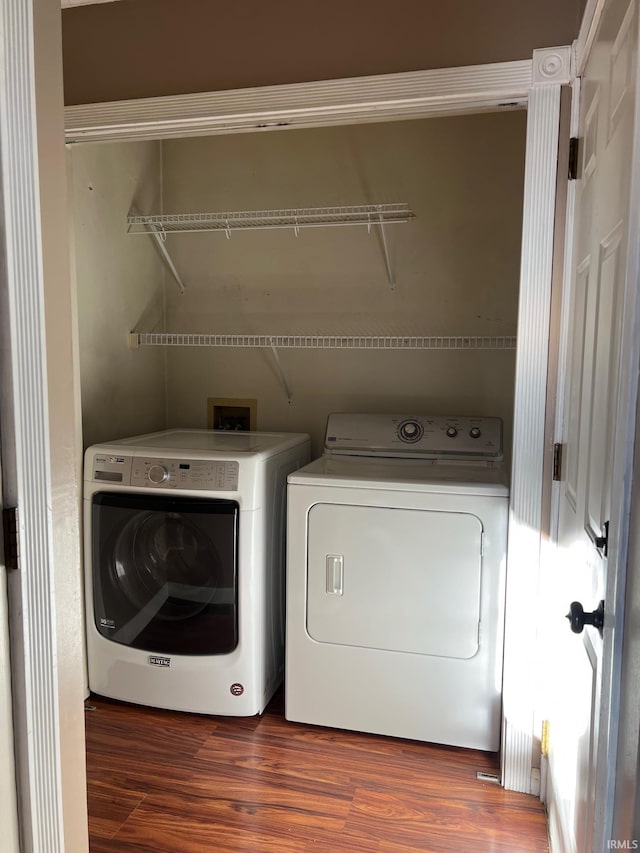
top-left (84, 428), bottom-right (309, 716)
top-left (285, 413), bottom-right (508, 751)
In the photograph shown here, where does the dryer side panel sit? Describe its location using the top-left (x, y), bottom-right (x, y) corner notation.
top-left (306, 503), bottom-right (483, 659)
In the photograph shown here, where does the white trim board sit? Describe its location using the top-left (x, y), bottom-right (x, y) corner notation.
top-left (64, 61), bottom-right (532, 143)
top-left (63, 50), bottom-right (571, 796)
top-left (0, 0), bottom-right (66, 849)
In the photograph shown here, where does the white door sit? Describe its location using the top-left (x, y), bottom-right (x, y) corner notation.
top-left (0, 461), bottom-right (20, 853)
top-left (548, 0), bottom-right (639, 850)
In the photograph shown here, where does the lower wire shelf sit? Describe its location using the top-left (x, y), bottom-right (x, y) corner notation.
top-left (129, 333), bottom-right (517, 350)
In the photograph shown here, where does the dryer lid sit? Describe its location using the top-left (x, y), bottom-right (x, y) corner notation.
top-left (288, 453), bottom-right (509, 496)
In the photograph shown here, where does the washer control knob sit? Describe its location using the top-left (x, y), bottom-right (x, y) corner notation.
top-left (469, 427), bottom-right (482, 439)
top-left (398, 420), bottom-right (423, 443)
top-left (148, 464), bottom-right (169, 484)
top-left (446, 426), bottom-right (458, 438)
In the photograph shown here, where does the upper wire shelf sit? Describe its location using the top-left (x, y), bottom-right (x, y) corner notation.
top-left (127, 203), bottom-right (415, 236)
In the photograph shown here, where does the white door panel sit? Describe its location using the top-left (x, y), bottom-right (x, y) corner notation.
top-left (549, 0), bottom-right (639, 849)
top-left (306, 503), bottom-right (483, 659)
top-left (584, 222), bottom-right (624, 541)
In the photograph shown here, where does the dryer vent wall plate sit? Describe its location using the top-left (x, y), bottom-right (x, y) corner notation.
top-left (207, 397), bottom-right (257, 431)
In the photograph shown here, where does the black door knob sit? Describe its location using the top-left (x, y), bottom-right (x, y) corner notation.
top-left (566, 600), bottom-right (605, 634)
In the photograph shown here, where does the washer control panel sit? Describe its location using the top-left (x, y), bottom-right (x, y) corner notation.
top-left (325, 413), bottom-right (503, 459)
top-left (90, 453), bottom-right (239, 490)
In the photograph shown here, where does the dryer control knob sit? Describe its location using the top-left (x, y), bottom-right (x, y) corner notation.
top-left (148, 464), bottom-right (169, 484)
top-left (398, 420), bottom-right (423, 442)
top-left (470, 427), bottom-right (482, 439)
top-left (446, 426), bottom-right (458, 438)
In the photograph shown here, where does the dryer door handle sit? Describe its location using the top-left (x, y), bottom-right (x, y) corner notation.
top-left (326, 555), bottom-right (344, 596)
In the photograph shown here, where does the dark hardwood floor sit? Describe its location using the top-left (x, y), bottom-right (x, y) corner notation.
top-left (85, 689), bottom-right (549, 852)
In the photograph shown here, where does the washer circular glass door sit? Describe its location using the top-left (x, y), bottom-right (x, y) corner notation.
top-left (92, 492), bottom-right (239, 655)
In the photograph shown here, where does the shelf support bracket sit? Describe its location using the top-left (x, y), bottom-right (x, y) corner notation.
top-left (269, 339), bottom-right (292, 402)
top-left (377, 215), bottom-right (395, 291)
top-left (130, 211), bottom-right (185, 296)
top-left (148, 225), bottom-right (186, 295)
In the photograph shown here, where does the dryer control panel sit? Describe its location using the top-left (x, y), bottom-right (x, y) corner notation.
top-left (90, 453), bottom-right (239, 490)
top-left (324, 413), bottom-right (503, 460)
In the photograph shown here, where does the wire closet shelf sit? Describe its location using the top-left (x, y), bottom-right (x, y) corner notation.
top-left (127, 203), bottom-right (415, 235)
top-left (129, 334), bottom-right (517, 350)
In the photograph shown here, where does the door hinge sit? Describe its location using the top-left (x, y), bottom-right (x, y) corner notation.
top-left (568, 137), bottom-right (580, 180)
top-left (2, 507), bottom-right (20, 571)
top-left (553, 443), bottom-right (563, 481)
top-left (587, 520), bottom-right (609, 557)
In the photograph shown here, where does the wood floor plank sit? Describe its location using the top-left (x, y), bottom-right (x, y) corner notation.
top-left (87, 788), bottom-right (146, 840)
top-left (111, 809), bottom-right (308, 853)
top-left (195, 732), bottom-right (513, 810)
top-left (86, 692), bottom-right (549, 853)
top-left (345, 787), bottom-right (549, 853)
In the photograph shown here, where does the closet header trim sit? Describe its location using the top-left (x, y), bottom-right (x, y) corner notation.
top-left (64, 60), bottom-right (532, 144)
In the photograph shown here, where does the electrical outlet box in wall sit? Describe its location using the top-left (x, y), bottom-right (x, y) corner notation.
top-left (207, 397), bottom-right (257, 431)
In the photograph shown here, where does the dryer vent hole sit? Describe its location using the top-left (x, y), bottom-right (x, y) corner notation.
top-left (207, 397), bottom-right (257, 431)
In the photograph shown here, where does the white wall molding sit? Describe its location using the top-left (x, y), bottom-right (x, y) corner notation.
top-left (0, 0), bottom-right (66, 849)
top-left (501, 79), bottom-right (564, 794)
top-left (532, 46), bottom-right (572, 86)
top-left (64, 60), bottom-right (532, 143)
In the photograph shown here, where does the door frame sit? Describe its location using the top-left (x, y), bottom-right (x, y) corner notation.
top-left (64, 47), bottom-right (571, 795)
top-left (1, 1), bottom-right (87, 851)
top-left (2, 1), bottom-right (605, 847)
top-left (0, 0), bottom-right (67, 847)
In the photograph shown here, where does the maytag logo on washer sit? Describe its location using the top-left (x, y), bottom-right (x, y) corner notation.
top-left (149, 655), bottom-right (171, 668)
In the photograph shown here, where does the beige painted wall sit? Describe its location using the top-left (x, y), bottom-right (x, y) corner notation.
top-left (159, 113), bottom-right (525, 461)
top-left (70, 141), bottom-right (167, 448)
top-left (61, 0), bottom-right (582, 105)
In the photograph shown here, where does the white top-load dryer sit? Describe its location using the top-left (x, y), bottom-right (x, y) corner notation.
top-left (84, 428), bottom-right (309, 716)
top-left (285, 413), bottom-right (509, 751)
